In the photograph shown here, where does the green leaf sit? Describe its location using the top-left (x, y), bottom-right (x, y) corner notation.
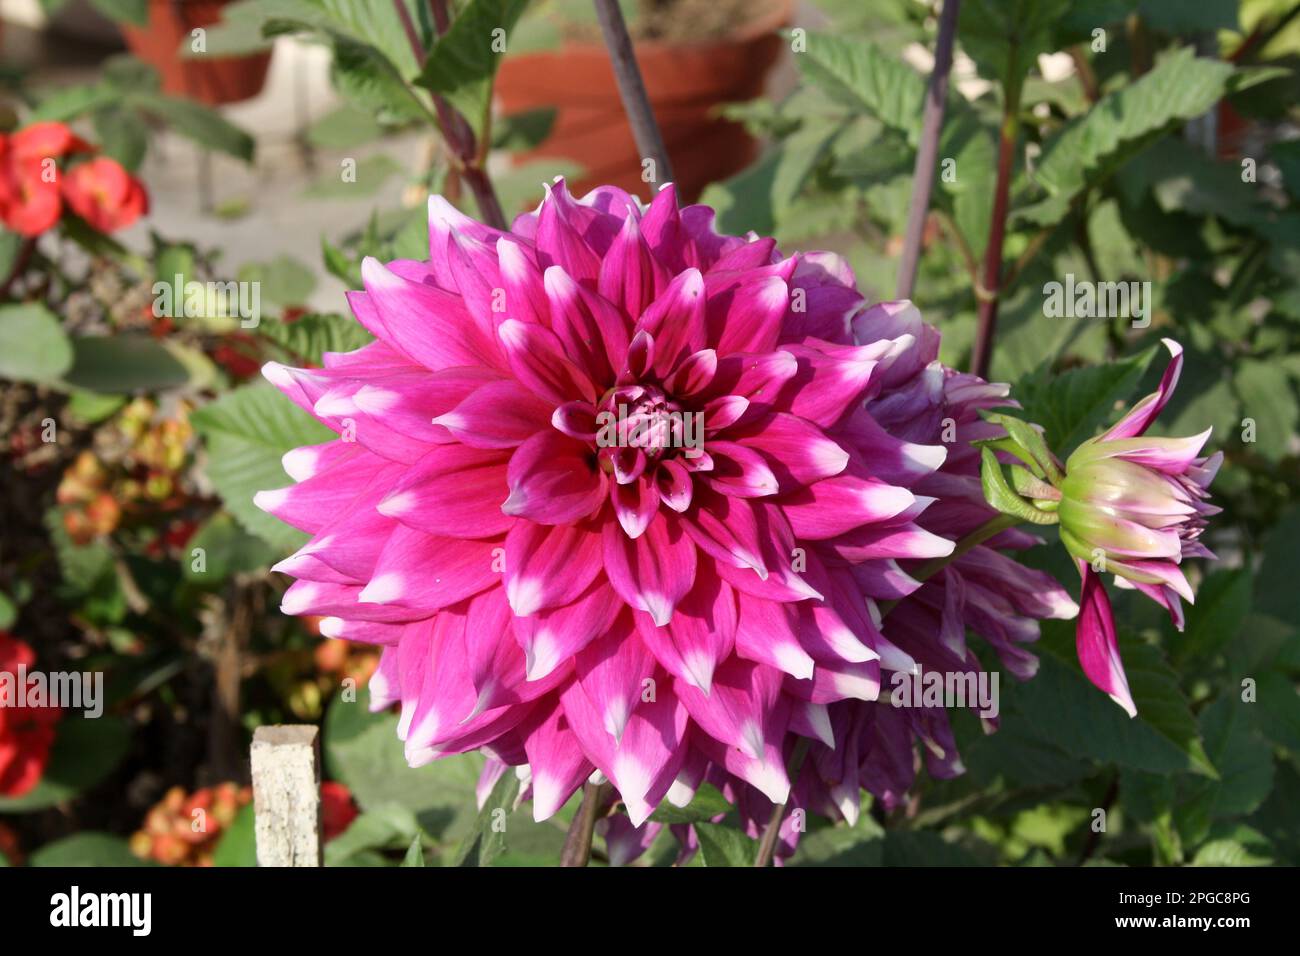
top-left (0, 716), bottom-right (131, 813)
top-left (183, 512), bottom-right (278, 587)
top-left (1256, 506), bottom-right (1300, 626)
top-left (880, 830), bottom-right (991, 866)
top-left (1175, 569), bottom-right (1252, 664)
top-left (794, 33), bottom-right (926, 143)
top-left (322, 688), bottom-right (483, 843)
top-left (979, 447), bottom-right (1059, 524)
top-left (212, 804), bottom-right (258, 866)
top-left (191, 383), bottom-right (335, 551)
top-left (1018, 48), bottom-right (1237, 227)
top-left (324, 803), bottom-right (421, 865)
top-left (127, 92), bottom-right (255, 161)
top-left (1234, 358), bottom-right (1299, 464)
top-left (1014, 625), bottom-right (1215, 777)
top-left (1190, 826), bottom-right (1273, 867)
top-left (307, 103), bottom-right (386, 149)
top-left (30, 833), bottom-right (155, 867)
top-left (258, 313), bottom-right (374, 366)
top-left (450, 770), bottom-right (520, 866)
top-left (28, 84), bottom-right (119, 123)
top-left (62, 336), bottom-right (216, 393)
top-left (303, 154), bottom-right (403, 199)
top-left (330, 36), bottom-right (431, 123)
top-left (1180, 696), bottom-right (1273, 822)
top-left (492, 108), bottom-right (556, 151)
top-left (94, 107), bottom-right (150, 172)
top-left (401, 833), bottom-right (427, 866)
top-left (959, 0), bottom-right (1069, 91)
top-left (771, 121), bottom-right (843, 215)
top-left (236, 254), bottom-right (318, 307)
top-left (694, 822), bottom-right (755, 866)
top-left (0, 303), bottom-right (74, 385)
top-left (1015, 346), bottom-right (1157, 457)
top-left (648, 783), bottom-right (731, 824)
top-left (415, 0), bottom-right (530, 142)
top-left (87, 0), bottom-right (148, 26)
top-left (791, 817), bottom-right (886, 866)
top-left (1255, 671), bottom-right (1300, 753)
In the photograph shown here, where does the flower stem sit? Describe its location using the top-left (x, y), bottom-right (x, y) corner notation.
top-left (753, 737), bottom-right (810, 867)
top-left (560, 781), bottom-right (610, 866)
top-left (592, 0), bottom-right (675, 196)
top-left (894, 0), bottom-right (961, 300)
top-left (394, 0), bottom-right (507, 229)
top-left (969, 82), bottom-right (1021, 380)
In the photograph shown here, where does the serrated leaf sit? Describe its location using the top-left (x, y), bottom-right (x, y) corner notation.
top-left (191, 383), bottom-right (334, 551)
top-left (415, 0), bottom-right (530, 142)
top-left (1015, 346), bottom-right (1156, 456)
top-left (1015, 624), bottom-right (1215, 777)
top-left (1018, 48), bottom-right (1237, 227)
top-left (259, 313), bottom-right (374, 366)
top-left (959, 0), bottom-right (1069, 90)
top-left (1180, 697), bottom-right (1273, 822)
top-left (794, 33), bottom-right (926, 143)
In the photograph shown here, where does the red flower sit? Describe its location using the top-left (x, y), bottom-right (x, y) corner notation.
top-left (0, 122), bottom-right (90, 237)
top-left (61, 157), bottom-right (148, 233)
top-left (320, 781), bottom-right (359, 841)
top-left (0, 632), bottom-right (62, 797)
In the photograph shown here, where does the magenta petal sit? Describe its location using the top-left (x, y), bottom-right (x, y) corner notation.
top-left (433, 379), bottom-right (553, 449)
top-left (1101, 338), bottom-right (1184, 441)
top-left (1075, 562), bottom-right (1137, 718)
top-left (503, 430), bottom-right (607, 525)
top-left (497, 318), bottom-right (597, 405)
top-left (521, 702), bottom-right (594, 821)
top-left (603, 511), bottom-right (697, 626)
top-left (378, 445), bottom-right (513, 538)
top-left (504, 519), bottom-right (602, 616)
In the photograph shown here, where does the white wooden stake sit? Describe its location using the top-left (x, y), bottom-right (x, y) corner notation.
top-left (251, 725), bottom-right (323, 867)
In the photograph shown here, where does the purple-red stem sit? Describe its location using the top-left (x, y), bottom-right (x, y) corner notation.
top-left (969, 98), bottom-right (1019, 380)
top-left (894, 0), bottom-right (961, 300)
top-left (393, 0), bottom-right (507, 229)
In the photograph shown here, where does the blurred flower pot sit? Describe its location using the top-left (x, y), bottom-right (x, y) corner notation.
top-left (495, 0), bottom-right (791, 204)
top-left (120, 0), bottom-right (271, 105)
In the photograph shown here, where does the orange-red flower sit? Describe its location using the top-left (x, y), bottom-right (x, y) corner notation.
top-left (0, 121), bottom-right (91, 237)
top-left (61, 156), bottom-right (148, 233)
top-left (0, 632), bottom-right (61, 797)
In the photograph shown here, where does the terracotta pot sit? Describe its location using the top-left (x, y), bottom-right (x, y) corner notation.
top-left (495, 1), bottom-right (791, 204)
top-left (121, 0), bottom-right (271, 105)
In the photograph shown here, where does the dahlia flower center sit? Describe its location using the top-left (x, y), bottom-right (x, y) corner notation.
top-left (595, 382), bottom-right (699, 470)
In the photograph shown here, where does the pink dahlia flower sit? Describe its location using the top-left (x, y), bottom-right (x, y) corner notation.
top-left (1057, 339), bottom-right (1220, 717)
top-left (257, 180), bottom-right (1073, 832)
